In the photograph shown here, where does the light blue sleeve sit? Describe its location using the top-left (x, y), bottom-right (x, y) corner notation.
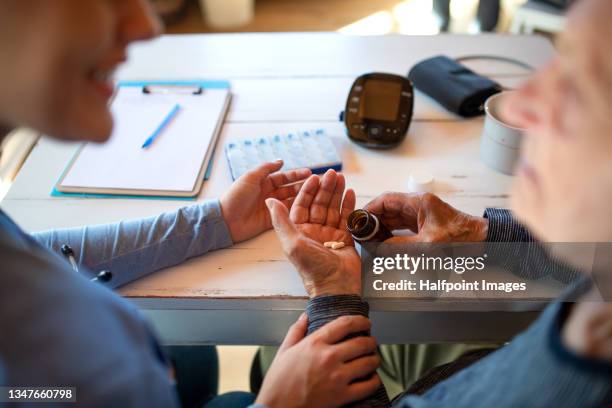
top-left (31, 199), bottom-right (234, 289)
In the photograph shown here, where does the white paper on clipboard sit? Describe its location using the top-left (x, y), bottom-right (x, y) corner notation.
top-left (58, 85), bottom-right (230, 196)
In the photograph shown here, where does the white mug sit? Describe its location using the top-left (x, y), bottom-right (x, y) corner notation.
top-left (480, 92), bottom-right (525, 175)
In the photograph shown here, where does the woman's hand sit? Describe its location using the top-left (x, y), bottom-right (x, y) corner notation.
top-left (256, 313), bottom-right (381, 408)
top-left (220, 160), bottom-right (311, 243)
top-left (266, 170), bottom-right (361, 297)
top-left (363, 192), bottom-right (489, 243)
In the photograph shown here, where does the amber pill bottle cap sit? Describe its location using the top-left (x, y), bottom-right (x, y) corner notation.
top-left (347, 209), bottom-right (381, 241)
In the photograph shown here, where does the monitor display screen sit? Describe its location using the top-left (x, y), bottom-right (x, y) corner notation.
top-left (360, 80), bottom-right (402, 122)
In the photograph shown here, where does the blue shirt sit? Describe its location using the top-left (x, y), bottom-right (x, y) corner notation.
top-left (0, 200), bottom-right (233, 406)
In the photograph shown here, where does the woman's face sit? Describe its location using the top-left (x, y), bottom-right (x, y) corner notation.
top-left (502, 0), bottom-right (612, 242)
top-left (0, 0), bottom-right (161, 142)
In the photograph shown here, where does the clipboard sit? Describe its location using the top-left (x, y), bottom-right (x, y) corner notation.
top-left (54, 80), bottom-right (231, 199)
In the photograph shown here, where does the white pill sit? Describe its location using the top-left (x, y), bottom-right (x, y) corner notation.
top-left (331, 242), bottom-right (346, 250)
top-left (408, 170), bottom-right (434, 193)
top-left (324, 241), bottom-right (335, 248)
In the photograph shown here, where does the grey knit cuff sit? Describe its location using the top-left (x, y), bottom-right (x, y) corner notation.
top-left (306, 295), bottom-right (369, 335)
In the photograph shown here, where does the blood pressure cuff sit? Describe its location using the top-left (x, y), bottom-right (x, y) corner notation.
top-left (408, 55), bottom-right (502, 117)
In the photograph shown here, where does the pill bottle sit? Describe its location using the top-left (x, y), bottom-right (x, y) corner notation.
top-left (347, 209), bottom-right (393, 243)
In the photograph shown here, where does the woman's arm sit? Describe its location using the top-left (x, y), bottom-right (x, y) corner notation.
top-left (32, 161), bottom-right (311, 289)
top-left (32, 199), bottom-right (232, 289)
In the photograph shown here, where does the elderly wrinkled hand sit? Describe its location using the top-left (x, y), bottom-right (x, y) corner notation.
top-left (363, 191), bottom-right (489, 243)
top-left (265, 169), bottom-right (361, 297)
top-left (563, 302), bottom-right (612, 362)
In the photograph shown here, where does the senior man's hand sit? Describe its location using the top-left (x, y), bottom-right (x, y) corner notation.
top-left (265, 169), bottom-right (361, 297)
top-left (363, 192), bottom-right (489, 243)
top-left (563, 301), bottom-right (612, 362)
top-left (220, 160), bottom-right (311, 243)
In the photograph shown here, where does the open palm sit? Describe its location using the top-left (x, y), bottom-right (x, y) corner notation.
top-left (220, 160), bottom-right (311, 243)
top-left (266, 170), bottom-right (362, 297)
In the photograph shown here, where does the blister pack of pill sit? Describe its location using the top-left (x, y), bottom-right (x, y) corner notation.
top-left (224, 129), bottom-right (342, 180)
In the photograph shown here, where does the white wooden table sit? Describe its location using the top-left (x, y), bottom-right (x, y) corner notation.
top-left (2, 33), bottom-right (559, 345)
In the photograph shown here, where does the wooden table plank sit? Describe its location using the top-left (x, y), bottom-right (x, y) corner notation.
top-left (119, 33), bottom-right (553, 79)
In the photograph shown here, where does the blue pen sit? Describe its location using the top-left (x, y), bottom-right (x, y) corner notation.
top-left (141, 103), bottom-right (181, 149)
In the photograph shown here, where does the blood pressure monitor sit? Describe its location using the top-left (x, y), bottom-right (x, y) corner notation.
top-left (341, 73), bottom-right (414, 149)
